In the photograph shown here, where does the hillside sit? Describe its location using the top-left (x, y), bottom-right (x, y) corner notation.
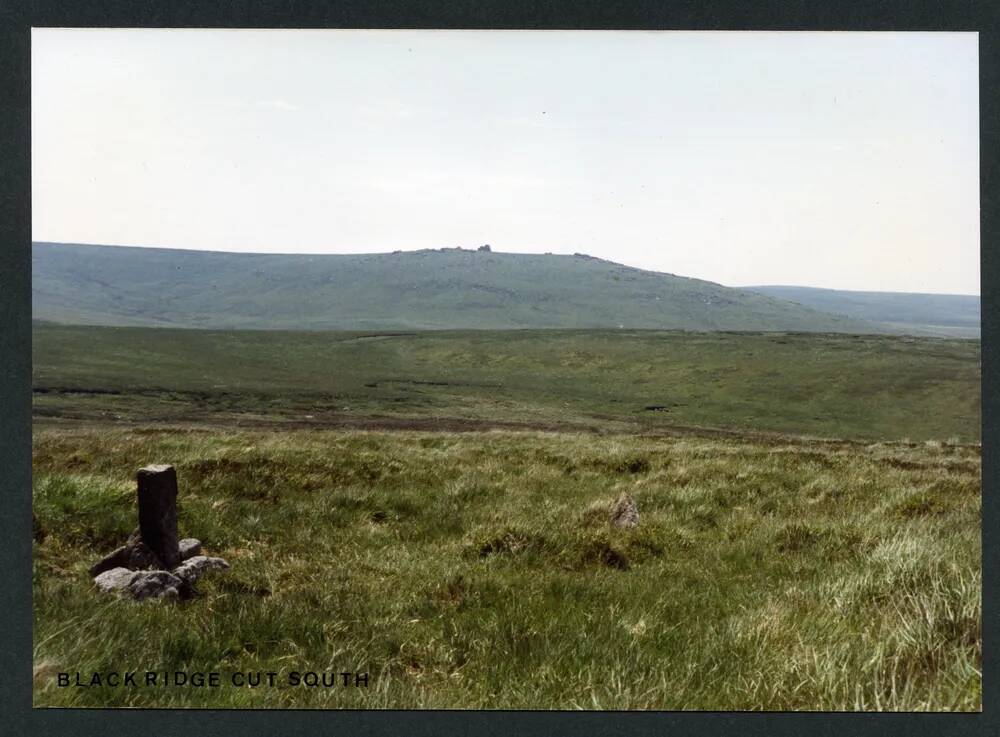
top-left (33, 242), bottom-right (883, 333)
top-left (745, 285), bottom-right (980, 338)
top-left (32, 324), bottom-right (981, 441)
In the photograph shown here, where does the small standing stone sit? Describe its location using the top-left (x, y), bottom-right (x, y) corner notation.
top-left (90, 465), bottom-right (230, 601)
top-left (610, 492), bottom-right (639, 529)
top-left (137, 464), bottom-right (181, 569)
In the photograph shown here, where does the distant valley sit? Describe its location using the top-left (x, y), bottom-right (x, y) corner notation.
top-left (744, 285), bottom-right (980, 338)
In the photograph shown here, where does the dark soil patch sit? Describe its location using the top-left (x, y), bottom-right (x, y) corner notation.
top-left (580, 540), bottom-right (630, 570)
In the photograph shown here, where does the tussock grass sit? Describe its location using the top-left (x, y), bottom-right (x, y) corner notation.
top-left (32, 426), bottom-right (980, 710)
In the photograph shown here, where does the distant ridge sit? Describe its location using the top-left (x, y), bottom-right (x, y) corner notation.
top-left (33, 241), bottom-right (887, 333)
top-left (744, 285), bottom-right (980, 338)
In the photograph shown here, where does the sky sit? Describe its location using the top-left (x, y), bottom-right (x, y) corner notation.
top-left (32, 29), bottom-right (979, 294)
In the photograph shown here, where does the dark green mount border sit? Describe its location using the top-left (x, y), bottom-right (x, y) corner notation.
top-left (2, 3), bottom-right (997, 737)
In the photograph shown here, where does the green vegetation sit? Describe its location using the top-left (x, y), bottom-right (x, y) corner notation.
top-left (746, 285), bottom-right (980, 338)
top-left (33, 324), bottom-right (981, 442)
top-left (33, 242), bottom-right (883, 332)
top-left (32, 427), bottom-right (981, 709)
top-left (31, 323), bottom-right (981, 709)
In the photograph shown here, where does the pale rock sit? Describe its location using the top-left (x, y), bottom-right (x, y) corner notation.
top-left (94, 567), bottom-right (138, 593)
top-left (610, 493), bottom-right (639, 529)
top-left (173, 555), bottom-right (230, 586)
top-left (128, 570), bottom-right (183, 601)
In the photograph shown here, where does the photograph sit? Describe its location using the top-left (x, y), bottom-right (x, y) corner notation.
top-left (29, 28), bottom-right (981, 710)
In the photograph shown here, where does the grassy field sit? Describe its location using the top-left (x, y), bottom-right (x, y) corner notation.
top-left (33, 324), bottom-right (981, 442)
top-left (31, 326), bottom-right (981, 710)
top-left (32, 426), bottom-right (980, 710)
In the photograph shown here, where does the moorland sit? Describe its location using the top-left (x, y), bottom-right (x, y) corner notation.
top-left (32, 322), bottom-right (982, 710)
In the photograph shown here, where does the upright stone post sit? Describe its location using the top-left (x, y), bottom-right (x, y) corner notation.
top-left (137, 464), bottom-right (181, 569)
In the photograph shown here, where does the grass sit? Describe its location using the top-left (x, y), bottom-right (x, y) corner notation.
top-left (32, 426), bottom-right (981, 710)
top-left (33, 325), bottom-right (981, 442)
top-left (31, 325), bottom-right (981, 709)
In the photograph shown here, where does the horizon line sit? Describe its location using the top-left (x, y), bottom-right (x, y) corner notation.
top-left (31, 240), bottom-right (982, 298)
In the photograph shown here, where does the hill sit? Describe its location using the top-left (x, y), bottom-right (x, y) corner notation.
top-left (744, 285), bottom-right (980, 338)
top-left (33, 242), bottom-right (884, 333)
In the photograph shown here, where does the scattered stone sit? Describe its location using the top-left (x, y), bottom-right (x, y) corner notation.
top-left (128, 570), bottom-right (183, 601)
top-left (94, 567), bottom-right (138, 593)
top-left (173, 555), bottom-right (230, 586)
top-left (122, 529), bottom-right (165, 569)
top-left (89, 529), bottom-right (164, 577)
top-left (137, 464), bottom-right (181, 569)
top-left (90, 547), bottom-right (130, 578)
top-left (610, 492), bottom-right (639, 529)
top-left (95, 558), bottom-right (228, 601)
top-left (179, 538), bottom-right (202, 560)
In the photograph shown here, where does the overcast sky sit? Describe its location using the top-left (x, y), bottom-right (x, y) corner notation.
top-left (32, 29), bottom-right (979, 294)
